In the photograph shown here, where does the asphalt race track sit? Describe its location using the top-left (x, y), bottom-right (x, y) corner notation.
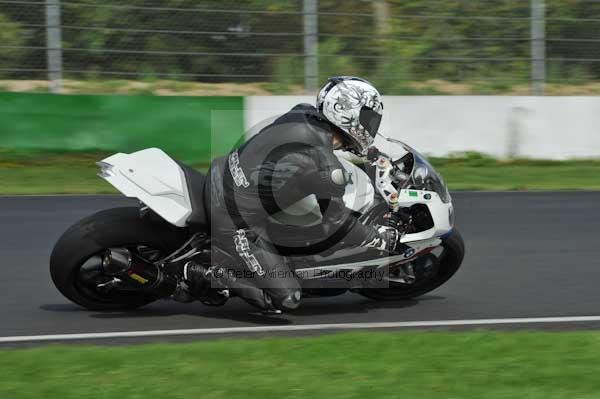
top-left (1, 192), bottom-right (600, 344)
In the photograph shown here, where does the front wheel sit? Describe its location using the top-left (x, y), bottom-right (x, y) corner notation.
top-left (359, 229), bottom-right (465, 301)
top-left (50, 207), bottom-right (187, 310)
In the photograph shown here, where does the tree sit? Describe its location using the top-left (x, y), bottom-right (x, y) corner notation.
top-left (0, 13), bottom-right (25, 78)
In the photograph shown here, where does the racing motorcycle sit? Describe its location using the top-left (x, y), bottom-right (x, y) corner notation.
top-left (50, 134), bottom-right (464, 310)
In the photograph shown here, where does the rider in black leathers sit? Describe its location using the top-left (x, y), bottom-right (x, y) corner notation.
top-left (186, 77), bottom-right (403, 313)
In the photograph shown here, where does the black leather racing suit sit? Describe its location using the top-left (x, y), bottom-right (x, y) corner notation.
top-left (206, 104), bottom-right (388, 311)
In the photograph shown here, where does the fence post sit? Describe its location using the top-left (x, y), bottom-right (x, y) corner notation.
top-left (45, 0), bottom-right (63, 93)
top-left (530, 0), bottom-right (545, 95)
top-left (373, 0), bottom-right (390, 35)
top-left (303, 0), bottom-right (318, 93)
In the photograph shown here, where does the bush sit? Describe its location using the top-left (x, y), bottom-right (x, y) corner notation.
top-left (0, 13), bottom-right (24, 78)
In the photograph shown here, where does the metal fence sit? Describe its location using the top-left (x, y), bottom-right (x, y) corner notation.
top-left (1, 0), bottom-right (600, 95)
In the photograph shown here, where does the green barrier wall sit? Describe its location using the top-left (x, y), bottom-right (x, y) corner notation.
top-left (0, 93), bottom-right (244, 163)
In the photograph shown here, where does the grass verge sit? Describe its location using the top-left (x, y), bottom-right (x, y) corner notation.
top-left (0, 149), bottom-right (208, 195)
top-left (1, 150), bottom-right (600, 194)
top-left (1, 331), bottom-right (600, 399)
top-left (431, 153), bottom-right (600, 191)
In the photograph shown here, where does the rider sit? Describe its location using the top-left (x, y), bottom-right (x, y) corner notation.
top-left (185, 76), bottom-right (404, 313)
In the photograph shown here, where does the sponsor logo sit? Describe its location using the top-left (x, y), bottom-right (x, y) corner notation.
top-left (233, 229), bottom-right (265, 276)
top-left (228, 151), bottom-right (250, 188)
top-left (403, 248), bottom-right (416, 258)
top-left (128, 271), bottom-right (149, 284)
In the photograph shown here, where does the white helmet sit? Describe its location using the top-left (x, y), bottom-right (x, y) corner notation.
top-left (316, 76), bottom-right (383, 154)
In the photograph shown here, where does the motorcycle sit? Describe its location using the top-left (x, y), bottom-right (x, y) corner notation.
top-left (50, 134), bottom-right (464, 310)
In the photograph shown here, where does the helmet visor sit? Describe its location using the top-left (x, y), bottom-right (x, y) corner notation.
top-left (359, 106), bottom-right (382, 137)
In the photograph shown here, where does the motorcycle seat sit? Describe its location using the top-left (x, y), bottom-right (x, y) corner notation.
top-left (177, 162), bottom-right (209, 230)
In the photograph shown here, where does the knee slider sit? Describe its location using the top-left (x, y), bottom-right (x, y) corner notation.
top-left (278, 290), bottom-right (302, 310)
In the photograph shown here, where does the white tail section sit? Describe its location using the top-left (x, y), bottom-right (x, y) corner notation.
top-left (97, 148), bottom-right (192, 227)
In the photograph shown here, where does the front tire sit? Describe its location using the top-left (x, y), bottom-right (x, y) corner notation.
top-left (50, 207), bottom-right (187, 310)
top-left (359, 228), bottom-right (465, 301)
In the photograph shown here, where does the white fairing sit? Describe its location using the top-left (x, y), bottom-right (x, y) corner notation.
top-left (98, 148), bottom-right (193, 227)
top-left (396, 190), bottom-right (453, 243)
top-left (268, 157), bottom-right (375, 226)
top-left (268, 194), bottom-right (322, 226)
top-left (339, 158), bottom-right (375, 212)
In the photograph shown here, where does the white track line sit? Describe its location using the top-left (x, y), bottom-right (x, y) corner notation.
top-left (2, 316), bottom-right (600, 343)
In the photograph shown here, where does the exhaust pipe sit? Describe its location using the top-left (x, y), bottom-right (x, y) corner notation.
top-left (102, 248), bottom-right (177, 297)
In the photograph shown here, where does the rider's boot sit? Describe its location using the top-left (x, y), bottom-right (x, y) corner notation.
top-left (181, 262), bottom-right (229, 306)
top-left (183, 261), bottom-right (290, 314)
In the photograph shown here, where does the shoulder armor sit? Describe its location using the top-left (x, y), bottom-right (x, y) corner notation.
top-left (330, 168), bottom-right (346, 185)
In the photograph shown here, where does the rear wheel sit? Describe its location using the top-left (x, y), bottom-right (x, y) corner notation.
top-left (359, 229), bottom-right (465, 301)
top-left (50, 207), bottom-right (187, 310)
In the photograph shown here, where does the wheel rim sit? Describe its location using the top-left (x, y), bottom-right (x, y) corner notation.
top-left (385, 246), bottom-right (444, 288)
top-left (360, 203), bottom-right (447, 289)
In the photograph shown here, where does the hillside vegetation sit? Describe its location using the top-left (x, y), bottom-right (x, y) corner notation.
top-left (1, 1), bottom-right (600, 94)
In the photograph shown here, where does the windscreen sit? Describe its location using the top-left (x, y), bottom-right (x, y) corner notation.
top-left (410, 152), bottom-right (451, 203)
top-left (389, 140), bottom-right (451, 203)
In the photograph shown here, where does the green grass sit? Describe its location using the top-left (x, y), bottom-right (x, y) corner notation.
top-left (1, 150), bottom-right (599, 194)
top-left (0, 149), bottom-right (115, 194)
top-left (1, 331), bottom-right (600, 398)
top-left (0, 149), bottom-right (208, 195)
top-left (431, 152), bottom-right (600, 191)
top-left (438, 163), bottom-right (600, 191)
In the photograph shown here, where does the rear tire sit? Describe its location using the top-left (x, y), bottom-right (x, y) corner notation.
top-left (359, 229), bottom-right (465, 301)
top-left (50, 207), bottom-right (187, 310)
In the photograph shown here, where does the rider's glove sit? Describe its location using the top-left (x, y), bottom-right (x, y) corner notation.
top-left (362, 225), bottom-right (402, 253)
top-left (366, 146), bottom-right (381, 162)
top-left (378, 225), bottom-right (402, 253)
